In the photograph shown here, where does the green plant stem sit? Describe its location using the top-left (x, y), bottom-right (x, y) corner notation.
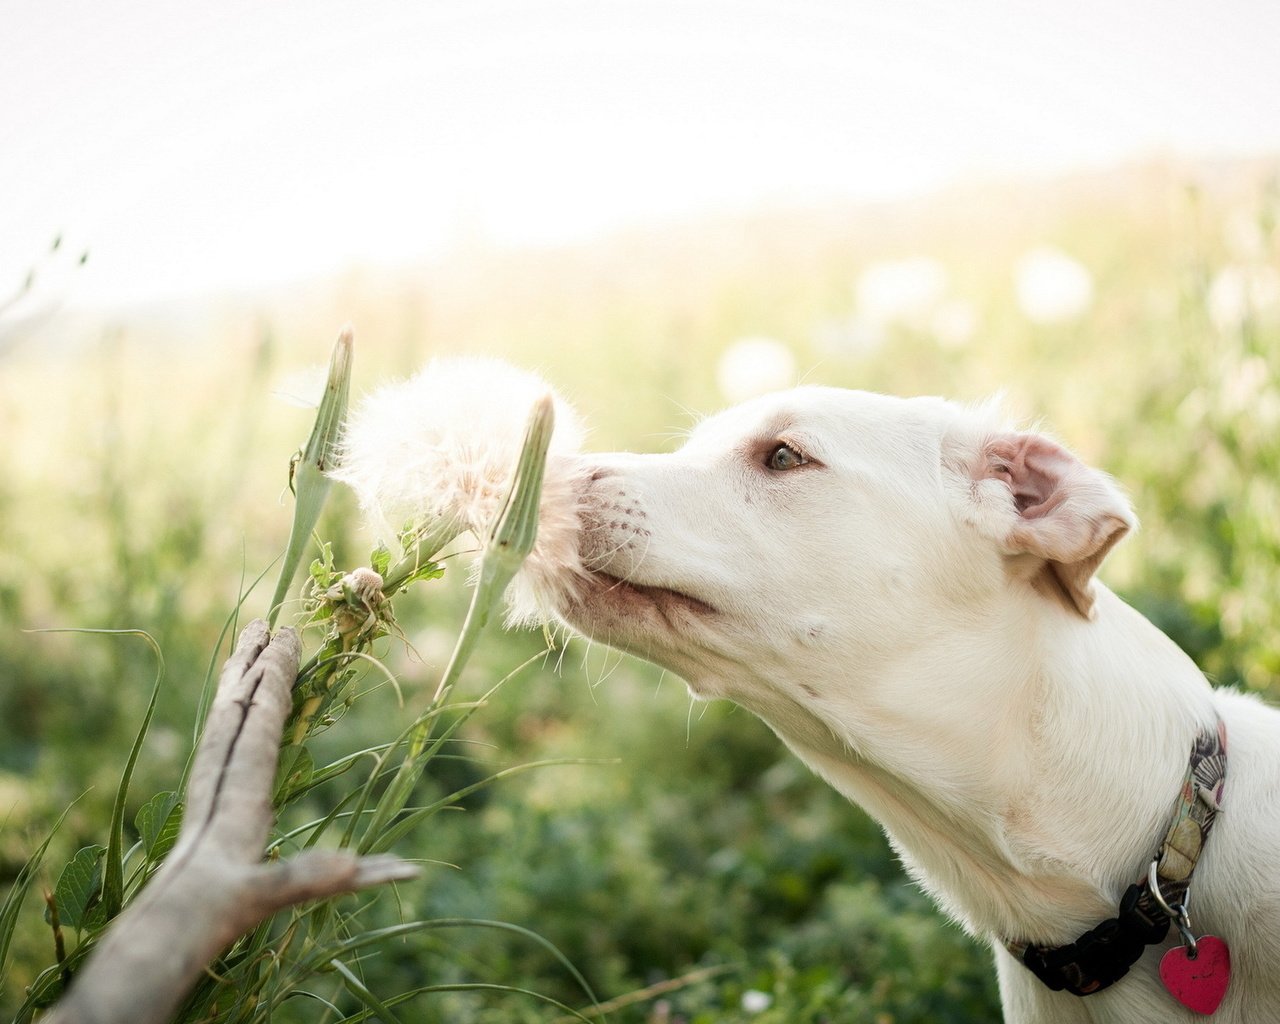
top-left (381, 521), bottom-right (462, 597)
top-left (268, 328), bottom-right (352, 629)
top-left (358, 395), bottom-right (554, 851)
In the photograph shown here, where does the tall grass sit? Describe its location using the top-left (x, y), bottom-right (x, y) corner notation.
top-left (0, 335), bottom-right (601, 1023)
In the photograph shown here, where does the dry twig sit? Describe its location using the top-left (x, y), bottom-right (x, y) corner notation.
top-left (45, 620), bottom-right (419, 1024)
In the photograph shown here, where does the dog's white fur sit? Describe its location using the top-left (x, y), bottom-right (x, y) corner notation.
top-left (534, 386), bottom-right (1280, 1023)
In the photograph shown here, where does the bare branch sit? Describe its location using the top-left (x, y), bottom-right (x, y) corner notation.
top-left (45, 621), bottom-right (419, 1024)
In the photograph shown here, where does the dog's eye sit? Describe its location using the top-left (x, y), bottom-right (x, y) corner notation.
top-left (767, 443), bottom-right (806, 471)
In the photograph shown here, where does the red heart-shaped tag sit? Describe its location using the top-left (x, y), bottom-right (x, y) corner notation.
top-left (1160, 936), bottom-right (1231, 1015)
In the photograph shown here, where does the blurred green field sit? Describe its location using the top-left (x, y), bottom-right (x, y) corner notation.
top-left (2, 158), bottom-right (1278, 1022)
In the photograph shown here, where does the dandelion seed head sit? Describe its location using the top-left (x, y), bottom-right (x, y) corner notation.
top-left (330, 357), bottom-right (592, 624)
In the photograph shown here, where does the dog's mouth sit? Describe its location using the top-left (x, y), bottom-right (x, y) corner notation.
top-left (561, 568), bottom-right (721, 639)
top-left (591, 571), bottom-right (719, 617)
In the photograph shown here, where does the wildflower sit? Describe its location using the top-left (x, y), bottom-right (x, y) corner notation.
top-left (1014, 246), bottom-right (1094, 324)
top-left (716, 336), bottom-right (796, 402)
top-left (333, 358), bottom-right (581, 536)
top-left (330, 357), bottom-right (591, 623)
top-left (322, 567), bottom-right (390, 648)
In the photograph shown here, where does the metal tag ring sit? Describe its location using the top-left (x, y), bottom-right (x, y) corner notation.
top-left (1147, 860), bottom-right (1198, 957)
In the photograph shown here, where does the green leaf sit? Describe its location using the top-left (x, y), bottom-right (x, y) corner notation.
top-left (370, 541), bottom-right (391, 578)
top-left (399, 561), bottom-right (444, 589)
top-left (47, 845), bottom-right (105, 931)
top-left (274, 744), bottom-right (315, 805)
top-left (397, 520), bottom-right (422, 550)
top-left (135, 791), bottom-right (183, 861)
top-left (306, 602), bottom-right (337, 626)
top-left (309, 541), bottom-right (337, 589)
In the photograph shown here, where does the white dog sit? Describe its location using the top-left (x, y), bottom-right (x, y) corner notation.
top-left (531, 386), bottom-right (1280, 1023)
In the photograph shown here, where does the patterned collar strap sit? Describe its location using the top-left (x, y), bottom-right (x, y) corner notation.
top-left (1008, 719), bottom-right (1227, 997)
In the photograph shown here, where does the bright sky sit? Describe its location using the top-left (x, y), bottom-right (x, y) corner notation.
top-left (4, 0), bottom-right (1280, 308)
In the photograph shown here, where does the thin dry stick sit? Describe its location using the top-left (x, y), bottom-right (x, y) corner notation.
top-left (45, 620), bottom-right (419, 1024)
top-left (551, 965), bottom-right (738, 1023)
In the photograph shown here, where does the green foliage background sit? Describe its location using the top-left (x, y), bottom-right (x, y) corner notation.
top-left (2, 160), bottom-right (1278, 1022)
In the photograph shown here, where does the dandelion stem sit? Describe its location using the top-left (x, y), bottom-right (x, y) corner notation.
top-left (427, 392), bottom-right (554, 712)
top-left (268, 329), bottom-right (353, 630)
top-left (359, 395), bottom-right (554, 848)
top-left (382, 521), bottom-right (462, 597)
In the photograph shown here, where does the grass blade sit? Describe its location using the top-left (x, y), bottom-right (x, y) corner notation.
top-left (364, 758), bottom-right (608, 855)
top-left (319, 917), bottom-right (601, 1011)
top-left (335, 983), bottom-right (595, 1024)
top-left (330, 957), bottom-right (405, 1024)
top-left (0, 802), bottom-right (76, 985)
top-left (25, 628), bottom-right (163, 922)
top-left (105, 631), bottom-right (163, 920)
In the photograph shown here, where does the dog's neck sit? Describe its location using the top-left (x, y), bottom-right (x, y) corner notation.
top-left (741, 582), bottom-right (1217, 946)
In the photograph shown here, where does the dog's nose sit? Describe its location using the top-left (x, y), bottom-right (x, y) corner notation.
top-left (577, 465), bottom-right (652, 576)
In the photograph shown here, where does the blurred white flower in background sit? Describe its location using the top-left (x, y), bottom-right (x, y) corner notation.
top-left (815, 257), bottom-right (978, 356)
top-left (1014, 245), bottom-right (1094, 324)
top-left (930, 298), bottom-right (978, 349)
top-left (811, 313), bottom-right (887, 358)
top-left (1223, 209), bottom-right (1269, 261)
top-left (740, 989), bottom-right (773, 1014)
top-left (855, 256), bottom-right (949, 328)
top-left (1220, 354), bottom-right (1273, 414)
top-left (716, 336), bottom-right (797, 402)
top-left (1206, 264), bottom-right (1280, 332)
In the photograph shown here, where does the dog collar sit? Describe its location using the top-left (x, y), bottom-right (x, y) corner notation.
top-left (1007, 719), bottom-right (1227, 997)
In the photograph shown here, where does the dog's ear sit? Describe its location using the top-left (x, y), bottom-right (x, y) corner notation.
top-left (974, 432), bottom-right (1135, 618)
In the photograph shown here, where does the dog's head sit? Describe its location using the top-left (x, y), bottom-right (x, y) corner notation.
top-left (524, 387), bottom-right (1134, 720)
